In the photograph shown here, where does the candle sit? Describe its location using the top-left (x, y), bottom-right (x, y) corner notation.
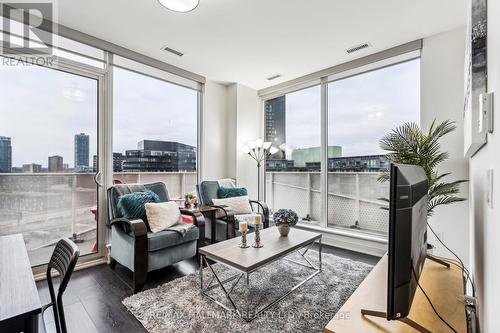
top-left (254, 214), bottom-right (261, 225)
top-left (239, 221), bottom-right (248, 233)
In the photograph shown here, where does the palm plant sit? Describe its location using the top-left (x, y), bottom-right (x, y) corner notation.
top-left (378, 119), bottom-right (467, 216)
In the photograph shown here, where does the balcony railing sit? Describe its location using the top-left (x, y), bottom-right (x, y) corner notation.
top-left (0, 172), bottom-right (197, 266)
top-left (265, 171), bottom-right (389, 236)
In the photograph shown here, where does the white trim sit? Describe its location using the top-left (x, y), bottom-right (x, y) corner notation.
top-left (295, 224), bottom-right (387, 257)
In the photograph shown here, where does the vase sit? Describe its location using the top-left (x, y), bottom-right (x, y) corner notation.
top-left (277, 224), bottom-right (290, 237)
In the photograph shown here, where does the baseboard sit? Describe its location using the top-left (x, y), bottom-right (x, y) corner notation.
top-left (295, 224), bottom-right (387, 257)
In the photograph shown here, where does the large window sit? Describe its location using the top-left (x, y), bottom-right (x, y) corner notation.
top-left (0, 17), bottom-right (202, 269)
top-left (327, 59), bottom-right (420, 235)
top-left (265, 85), bottom-right (321, 224)
top-left (112, 65), bottom-right (198, 199)
top-left (0, 60), bottom-right (100, 266)
top-left (264, 57), bottom-right (420, 236)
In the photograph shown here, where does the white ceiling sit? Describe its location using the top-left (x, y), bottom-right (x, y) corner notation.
top-left (57, 0), bottom-right (466, 90)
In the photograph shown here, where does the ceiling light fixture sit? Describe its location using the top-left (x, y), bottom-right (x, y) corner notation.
top-left (158, 0), bottom-right (199, 12)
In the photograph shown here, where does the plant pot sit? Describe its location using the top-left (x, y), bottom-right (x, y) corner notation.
top-left (277, 224), bottom-right (290, 237)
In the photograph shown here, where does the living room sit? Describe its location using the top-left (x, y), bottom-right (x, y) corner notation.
top-left (0, 0), bottom-right (497, 332)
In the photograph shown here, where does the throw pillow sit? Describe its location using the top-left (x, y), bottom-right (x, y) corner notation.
top-left (212, 195), bottom-right (252, 214)
top-left (117, 189), bottom-right (160, 231)
top-left (217, 186), bottom-right (248, 199)
top-left (145, 201), bottom-right (181, 233)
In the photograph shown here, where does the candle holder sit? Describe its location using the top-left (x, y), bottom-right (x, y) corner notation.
top-left (252, 225), bottom-right (263, 248)
top-left (239, 231), bottom-right (250, 248)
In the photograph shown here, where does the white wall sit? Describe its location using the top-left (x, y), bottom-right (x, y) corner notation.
top-left (469, 2), bottom-right (500, 330)
top-left (421, 27), bottom-right (470, 265)
top-left (202, 81), bottom-right (229, 180)
top-left (226, 84), bottom-right (237, 179)
top-left (203, 81), bottom-right (261, 199)
top-left (233, 83), bottom-right (262, 199)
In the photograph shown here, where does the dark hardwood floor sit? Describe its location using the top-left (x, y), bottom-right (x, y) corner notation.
top-left (36, 244), bottom-right (379, 333)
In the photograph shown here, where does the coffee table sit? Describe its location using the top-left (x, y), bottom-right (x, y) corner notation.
top-left (199, 227), bottom-right (322, 322)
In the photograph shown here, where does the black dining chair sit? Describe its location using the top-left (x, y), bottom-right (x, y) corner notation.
top-left (41, 238), bottom-right (80, 333)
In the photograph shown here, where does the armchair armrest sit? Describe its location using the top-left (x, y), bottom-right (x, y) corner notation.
top-left (211, 204), bottom-right (236, 239)
top-left (179, 208), bottom-right (206, 253)
top-left (250, 200), bottom-right (270, 228)
top-left (109, 217), bottom-right (147, 237)
top-left (211, 204), bottom-right (236, 221)
top-left (179, 209), bottom-right (206, 228)
top-left (109, 217), bottom-right (148, 292)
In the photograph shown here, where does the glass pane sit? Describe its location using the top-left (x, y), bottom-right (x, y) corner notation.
top-left (265, 85), bottom-right (321, 225)
top-left (112, 66), bottom-right (198, 201)
top-left (327, 59), bottom-right (420, 235)
top-left (0, 60), bottom-right (99, 266)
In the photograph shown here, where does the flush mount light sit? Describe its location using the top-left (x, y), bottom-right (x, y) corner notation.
top-left (158, 0), bottom-right (199, 12)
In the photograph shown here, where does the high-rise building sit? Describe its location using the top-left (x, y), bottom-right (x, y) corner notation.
top-left (265, 96), bottom-right (286, 158)
top-left (291, 146), bottom-right (342, 168)
top-left (22, 163), bottom-right (42, 173)
top-left (0, 136), bottom-right (12, 173)
top-left (74, 133), bottom-right (89, 170)
top-left (48, 155), bottom-right (64, 172)
top-left (93, 153), bottom-right (124, 172)
top-left (123, 140), bottom-right (196, 172)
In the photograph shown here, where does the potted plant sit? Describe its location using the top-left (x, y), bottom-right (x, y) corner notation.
top-left (379, 119), bottom-right (467, 218)
top-left (273, 209), bottom-right (298, 236)
top-left (184, 192), bottom-right (197, 209)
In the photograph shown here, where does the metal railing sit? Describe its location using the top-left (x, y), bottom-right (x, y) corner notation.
top-left (265, 171), bottom-right (389, 235)
top-left (0, 171), bottom-right (197, 266)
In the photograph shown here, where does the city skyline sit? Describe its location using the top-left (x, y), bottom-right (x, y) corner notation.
top-left (0, 61), bottom-right (198, 169)
top-left (1, 134), bottom-right (197, 172)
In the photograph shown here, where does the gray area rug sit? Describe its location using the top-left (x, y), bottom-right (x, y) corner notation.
top-left (123, 251), bottom-right (373, 333)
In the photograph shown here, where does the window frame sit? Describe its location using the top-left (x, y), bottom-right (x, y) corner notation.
top-left (262, 48), bottom-right (421, 237)
top-left (1, 33), bottom-right (204, 276)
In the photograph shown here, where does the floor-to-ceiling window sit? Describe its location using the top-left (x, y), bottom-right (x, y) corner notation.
top-left (112, 60), bottom-right (199, 199)
top-left (0, 60), bottom-right (102, 266)
top-left (0, 18), bottom-right (202, 268)
top-left (264, 53), bottom-right (420, 237)
top-left (265, 85), bottom-right (321, 224)
top-left (327, 59), bottom-right (420, 235)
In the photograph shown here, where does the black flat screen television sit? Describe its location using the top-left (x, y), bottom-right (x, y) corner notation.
top-left (387, 163), bottom-right (429, 320)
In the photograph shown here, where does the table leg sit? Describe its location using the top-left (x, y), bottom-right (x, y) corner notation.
top-left (211, 211), bottom-right (216, 244)
top-left (199, 255), bottom-right (204, 295)
top-left (319, 237), bottom-right (322, 271)
top-left (24, 314), bottom-right (39, 333)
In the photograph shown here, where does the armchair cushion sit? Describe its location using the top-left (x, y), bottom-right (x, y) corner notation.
top-left (145, 201), bottom-right (181, 233)
top-left (117, 189), bottom-right (160, 231)
top-left (217, 186), bottom-right (248, 199)
top-left (147, 224), bottom-right (199, 252)
top-left (212, 195), bottom-right (252, 214)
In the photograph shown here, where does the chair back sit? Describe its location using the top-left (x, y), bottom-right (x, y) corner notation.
top-left (197, 181), bottom-right (220, 205)
top-left (46, 238), bottom-right (79, 333)
top-left (107, 182), bottom-right (170, 221)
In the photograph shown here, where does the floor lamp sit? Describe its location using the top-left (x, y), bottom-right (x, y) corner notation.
top-left (242, 139), bottom-right (279, 201)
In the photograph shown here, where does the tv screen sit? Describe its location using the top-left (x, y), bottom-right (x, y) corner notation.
top-left (387, 163), bottom-right (429, 320)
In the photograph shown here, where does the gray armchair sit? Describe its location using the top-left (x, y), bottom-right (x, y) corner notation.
top-left (107, 182), bottom-right (205, 292)
top-left (196, 180), bottom-right (269, 242)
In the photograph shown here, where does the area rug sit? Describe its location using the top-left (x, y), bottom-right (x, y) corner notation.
top-left (122, 251), bottom-right (373, 333)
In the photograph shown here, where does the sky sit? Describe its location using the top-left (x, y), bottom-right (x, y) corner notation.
top-left (0, 62), bottom-right (197, 168)
top-left (0, 57), bottom-right (418, 168)
top-left (285, 59), bottom-right (420, 158)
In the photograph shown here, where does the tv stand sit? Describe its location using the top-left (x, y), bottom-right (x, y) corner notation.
top-left (360, 309), bottom-right (432, 333)
top-left (324, 254), bottom-right (467, 333)
top-left (426, 254), bottom-right (451, 268)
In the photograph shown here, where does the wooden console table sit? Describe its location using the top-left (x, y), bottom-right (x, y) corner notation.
top-left (0, 234), bottom-right (41, 333)
top-left (324, 254), bottom-right (467, 333)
